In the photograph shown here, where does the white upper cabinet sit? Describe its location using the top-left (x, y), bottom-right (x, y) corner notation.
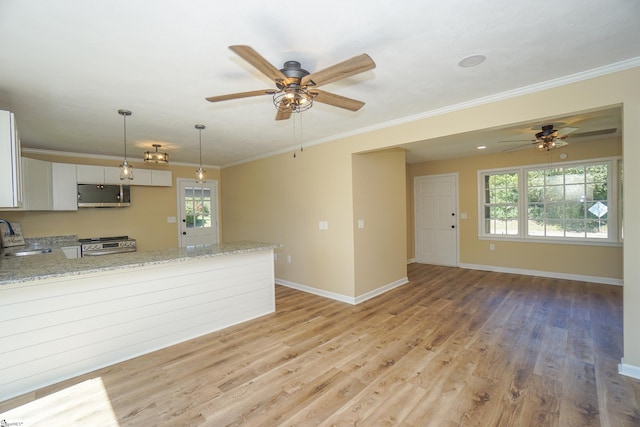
top-left (77, 164), bottom-right (171, 187)
top-left (130, 168), bottom-right (152, 186)
top-left (21, 157), bottom-right (52, 210)
top-left (151, 170), bottom-right (172, 186)
top-left (18, 160), bottom-right (78, 211)
top-left (0, 110), bottom-right (23, 208)
top-left (76, 164), bottom-right (121, 185)
top-left (51, 163), bottom-right (78, 210)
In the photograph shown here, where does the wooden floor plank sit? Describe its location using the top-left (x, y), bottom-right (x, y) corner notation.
top-left (2, 263), bottom-right (640, 426)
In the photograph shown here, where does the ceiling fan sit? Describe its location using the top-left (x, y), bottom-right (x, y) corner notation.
top-left (500, 124), bottom-right (617, 152)
top-left (205, 45), bottom-right (376, 120)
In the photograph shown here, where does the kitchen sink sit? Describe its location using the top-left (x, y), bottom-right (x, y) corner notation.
top-left (3, 248), bottom-right (52, 257)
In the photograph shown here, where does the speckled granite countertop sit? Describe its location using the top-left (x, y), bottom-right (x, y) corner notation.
top-left (0, 240), bottom-right (279, 286)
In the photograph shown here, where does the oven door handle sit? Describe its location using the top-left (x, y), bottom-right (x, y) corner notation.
top-left (82, 248), bottom-right (137, 256)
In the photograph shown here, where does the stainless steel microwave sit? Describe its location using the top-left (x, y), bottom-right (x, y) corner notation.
top-left (77, 184), bottom-right (131, 208)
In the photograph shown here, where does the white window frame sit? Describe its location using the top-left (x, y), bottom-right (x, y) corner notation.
top-left (478, 156), bottom-right (622, 246)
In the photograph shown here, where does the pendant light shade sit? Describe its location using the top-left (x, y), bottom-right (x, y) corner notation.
top-left (144, 144), bottom-right (169, 163)
top-left (118, 109), bottom-right (134, 180)
top-left (195, 124), bottom-right (206, 183)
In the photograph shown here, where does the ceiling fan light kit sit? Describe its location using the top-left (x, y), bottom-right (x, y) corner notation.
top-left (144, 144), bottom-right (169, 164)
top-left (206, 45), bottom-right (375, 120)
top-left (500, 123), bottom-right (617, 153)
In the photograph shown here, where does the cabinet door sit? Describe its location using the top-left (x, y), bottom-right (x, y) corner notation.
top-left (104, 166), bottom-right (123, 184)
top-left (151, 170), bottom-right (172, 186)
top-left (76, 165), bottom-right (105, 184)
top-left (0, 110), bottom-right (23, 208)
top-left (131, 169), bottom-right (152, 186)
top-left (52, 163), bottom-right (78, 210)
top-left (21, 158), bottom-right (53, 210)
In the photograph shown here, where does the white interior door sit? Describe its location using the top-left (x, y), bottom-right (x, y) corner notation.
top-left (177, 178), bottom-right (219, 247)
top-left (414, 174), bottom-right (458, 266)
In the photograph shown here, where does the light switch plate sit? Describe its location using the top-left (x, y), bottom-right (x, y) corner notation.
top-left (358, 219), bottom-right (365, 229)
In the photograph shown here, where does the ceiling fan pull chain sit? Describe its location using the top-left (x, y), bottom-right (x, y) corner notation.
top-left (299, 113), bottom-right (304, 153)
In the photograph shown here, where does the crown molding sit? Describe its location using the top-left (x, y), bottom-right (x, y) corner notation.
top-left (224, 57), bottom-right (640, 168)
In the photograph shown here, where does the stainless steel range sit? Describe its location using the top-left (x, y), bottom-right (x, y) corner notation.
top-left (79, 236), bottom-right (137, 256)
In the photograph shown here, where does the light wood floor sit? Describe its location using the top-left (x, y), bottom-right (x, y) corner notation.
top-left (2, 264), bottom-right (640, 426)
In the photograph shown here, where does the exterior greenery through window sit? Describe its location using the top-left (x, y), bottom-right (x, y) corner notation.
top-left (479, 158), bottom-right (621, 243)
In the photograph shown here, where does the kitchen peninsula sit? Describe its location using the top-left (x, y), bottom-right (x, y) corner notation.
top-left (0, 241), bottom-right (278, 401)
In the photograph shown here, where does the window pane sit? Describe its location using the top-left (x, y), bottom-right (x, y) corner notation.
top-left (545, 203), bottom-right (564, 220)
top-left (564, 166), bottom-right (584, 184)
top-left (545, 220), bottom-right (564, 237)
top-left (586, 219), bottom-right (607, 238)
top-left (545, 186), bottom-right (564, 202)
top-left (565, 220), bottom-right (586, 237)
top-left (545, 169), bottom-right (564, 185)
top-left (565, 184), bottom-right (585, 202)
top-left (483, 172), bottom-right (518, 236)
top-left (528, 186), bottom-right (544, 203)
top-left (527, 170), bottom-right (544, 186)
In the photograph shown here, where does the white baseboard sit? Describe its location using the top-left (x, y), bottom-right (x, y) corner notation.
top-left (354, 277), bottom-right (409, 305)
top-left (458, 262), bottom-right (623, 286)
top-left (275, 277), bottom-right (409, 305)
top-left (406, 258), bottom-right (415, 264)
top-left (618, 359), bottom-right (640, 380)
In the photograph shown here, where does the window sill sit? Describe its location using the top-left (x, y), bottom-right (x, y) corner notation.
top-left (478, 235), bottom-right (623, 247)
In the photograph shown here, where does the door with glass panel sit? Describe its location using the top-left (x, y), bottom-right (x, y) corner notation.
top-left (177, 179), bottom-right (219, 247)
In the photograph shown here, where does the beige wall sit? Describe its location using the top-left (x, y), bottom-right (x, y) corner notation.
top-left (0, 153), bottom-right (220, 252)
top-left (407, 136), bottom-right (623, 280)
top-left (221, 141), bottom-right (359, 297)
top-left (352, 149), bottom-right (407, 296)
top-left (222, 66), bottom-right (640, 369)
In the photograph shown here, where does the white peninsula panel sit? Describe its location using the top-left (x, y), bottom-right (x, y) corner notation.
top-left (0, 247), bottom-right (275, 401)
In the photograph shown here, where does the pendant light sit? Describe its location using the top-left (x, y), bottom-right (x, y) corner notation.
top-left (118, 109), bottom-right (134, 180)
top-left (195, 124), bottom-right (206, 183)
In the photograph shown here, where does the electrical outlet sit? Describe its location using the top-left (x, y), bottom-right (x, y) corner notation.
top-left (358, 219), bottom-right (365, 229)
top-left (287, 255), bottom-right (292, 263)
top-left (490, 243), bottom-right (495, 251)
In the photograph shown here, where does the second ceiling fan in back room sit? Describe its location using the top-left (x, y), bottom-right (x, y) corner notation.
top-left (500, 124), bottom-right (618, 152)
top-left (205, 45), bottom-right (376, 120)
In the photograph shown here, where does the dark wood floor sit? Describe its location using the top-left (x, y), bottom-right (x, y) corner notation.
top-left (2, 263), bottom-right (640, 426)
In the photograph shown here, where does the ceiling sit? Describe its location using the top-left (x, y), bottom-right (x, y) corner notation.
top-left (0, 1), bottom-right (638, 167)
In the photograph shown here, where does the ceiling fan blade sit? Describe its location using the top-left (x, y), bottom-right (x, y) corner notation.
top-left (229, 45), bottom-right (288, 83)
top-left (557, 126), bottom-right (579, 137)
top-left (498, 139), bottom-right (535, 143)
top-left (301, 54), bottom-right (375, 88)
top-left (310, 90), bottom-right (365, 111)
top-left (205, 89), bottom-right (276, 103)
top-left (275, 108), bottom-right (292, 121)
top-left (572, 128), bottom-right (617, 138)
top-left (502, 143), bottom-right (534, 152)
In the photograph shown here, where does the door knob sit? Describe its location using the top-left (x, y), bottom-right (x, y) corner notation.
top-left (451, 225), bottom-right (455, 229)
top-left (182, 231), bottom-right (187, 235)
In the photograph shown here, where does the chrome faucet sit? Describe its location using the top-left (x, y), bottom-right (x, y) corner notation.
top-left (0, 219), bottom-right (15, 235)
